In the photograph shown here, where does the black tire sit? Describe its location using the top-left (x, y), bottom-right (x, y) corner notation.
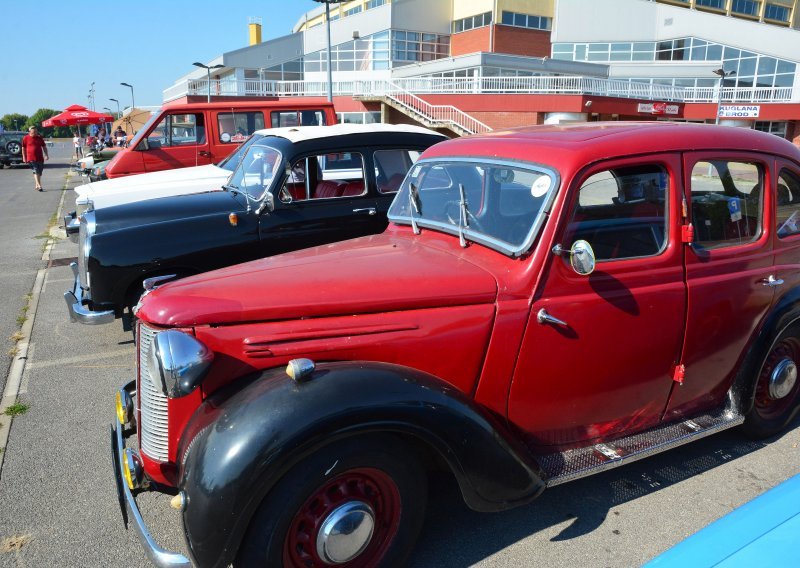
top-left (235, 435), bottom-right (427, 568)
top-left (6, 141), bottom-right (21, 155)
top-left (742, 322), bottom-right (800, 438)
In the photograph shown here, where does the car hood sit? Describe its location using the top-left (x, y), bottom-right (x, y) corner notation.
top-left (138, 233), bottom-right (499, 327)
top-left (92, 190), bottom-right (247, 234)
top-left (75, 164), bottom-right (227, 202)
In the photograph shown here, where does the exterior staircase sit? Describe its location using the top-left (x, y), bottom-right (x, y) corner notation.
top-left (354, 80), bottom-right (491, 136)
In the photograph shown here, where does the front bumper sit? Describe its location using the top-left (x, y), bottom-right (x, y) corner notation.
top-left (112, 405), bottom-right (192, 567)
top-left (63, 261), bottom-right (115, 324)
top-left (64, 211), bottom-right (80, 244)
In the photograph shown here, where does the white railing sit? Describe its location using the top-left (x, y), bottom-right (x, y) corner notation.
top-left (165, 76), bottom-right (796, 105)
top-left (354, 80), bottom-right (491, 134)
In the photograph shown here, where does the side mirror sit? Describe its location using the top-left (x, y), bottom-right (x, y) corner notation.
top-left (263, 192), bottom-right (275, 213)
top-left (569, 240), bottom-right (596, 275)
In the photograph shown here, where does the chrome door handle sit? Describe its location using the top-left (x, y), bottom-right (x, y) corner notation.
top-left (761, 275), bottom-right (784, 287)
top-left (199, 151), bottom-right (212, 158)
top-left (537, 308), bottom-right (568, 327)
top-left (353, 207), bottom-right (377, 216)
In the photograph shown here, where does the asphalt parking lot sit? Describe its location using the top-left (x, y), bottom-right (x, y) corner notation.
top-left (0, 147), bottom-right (798, 567)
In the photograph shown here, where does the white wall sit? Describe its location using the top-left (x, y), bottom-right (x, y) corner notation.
top-left (554, 0), bottom-right (800, 62)
top-left (303, 4), bottom-right (393, 55)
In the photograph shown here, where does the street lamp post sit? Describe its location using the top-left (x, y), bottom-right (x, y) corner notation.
top-left (120, 82), bottom-right (135, 111)
top-left (313, 0), bottom-right (335, 102)
top-left (713, 68), bottom-right (736, 125)
top-left (109, 98), bottom-right (121, 118)
top-left (192, 62), bottom-right (225, 103)
top-left (90, 81), bottom-right (96, 110)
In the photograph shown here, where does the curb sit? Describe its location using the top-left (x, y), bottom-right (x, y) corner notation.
top-left (0, 172), bottom-right (70, 474)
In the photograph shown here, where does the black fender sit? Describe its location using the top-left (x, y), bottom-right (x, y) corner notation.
top-left (178, 361), bottom-right (545, 568)
top-left (731, 285), bottom-right (800, 414)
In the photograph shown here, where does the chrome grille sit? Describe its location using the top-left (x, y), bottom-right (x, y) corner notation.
top-left (138, 323), bottom-right (170, 462)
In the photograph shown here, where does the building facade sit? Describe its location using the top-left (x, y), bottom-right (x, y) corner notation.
top-left (163, 0), bottom-right (800, 143)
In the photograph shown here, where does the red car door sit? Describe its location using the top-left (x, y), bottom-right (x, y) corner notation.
top-left (508, 154), bottom-right (685, 448)
top-left (664, 152), bottom-right (775, 420)
top-left (140, 111), bottom-right (212, 173)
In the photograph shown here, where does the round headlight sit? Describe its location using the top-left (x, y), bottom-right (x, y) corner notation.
top-left (149, 330), bottom-right (214, 398)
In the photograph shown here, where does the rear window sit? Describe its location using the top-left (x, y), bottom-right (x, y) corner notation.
top-left (270, 110), bottom-right (327, 128)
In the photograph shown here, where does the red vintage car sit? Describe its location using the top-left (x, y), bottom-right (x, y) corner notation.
top-left (112, 122), bottom-right (800, 568)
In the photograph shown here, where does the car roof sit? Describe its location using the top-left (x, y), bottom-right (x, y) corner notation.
top-left (423, 122), bottom-right (800, 170)
top-left (254, 123), bottom-right (446, 143)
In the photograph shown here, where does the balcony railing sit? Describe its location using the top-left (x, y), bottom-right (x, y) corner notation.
top-left (164, 76), bottom-right (796, 104)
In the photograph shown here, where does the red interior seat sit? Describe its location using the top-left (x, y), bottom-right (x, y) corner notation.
top-left (342, 181), bottom-right (365, 196)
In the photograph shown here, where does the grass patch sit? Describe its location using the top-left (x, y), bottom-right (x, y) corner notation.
top-left (7, 346), bottom-right (18, 357)
top-left (3, 403), bottom-right (29, 417)
top-left (9, 331), bottom-right (23, 342)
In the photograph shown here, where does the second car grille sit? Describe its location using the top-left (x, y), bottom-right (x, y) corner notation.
top-left (138, 323), bottom-right (169, 462)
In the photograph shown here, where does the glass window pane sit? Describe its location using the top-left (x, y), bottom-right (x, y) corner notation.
top-left (217, 112), bottom-right (264, 144)
top-left (776, 169), bottom-right (800, 238)
top-left (690, 161), bottom-right (762, 249)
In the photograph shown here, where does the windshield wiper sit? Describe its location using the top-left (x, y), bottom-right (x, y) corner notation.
top-left (409, 182), bottom-right (421, 235)
top-left (458, 183), bottom-right (468, 248)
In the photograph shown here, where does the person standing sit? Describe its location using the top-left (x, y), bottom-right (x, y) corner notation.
top-left (73, 130), bottom-right (83, 160)
top-left (21, 125), bottom-right (48, 191)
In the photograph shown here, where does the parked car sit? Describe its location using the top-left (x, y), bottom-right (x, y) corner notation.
top-left (64, 134), bottom-right (263, 242)
top-left (65, 123), bottom-right (446, 327)
top-left (73, 147), bottom-right (121, 175)
top-left (112, 122), bottom-right (800, 568)
top-left (646, 473), bottom-right (800, 566)
top-left (88, 160), bottom-right (109, 182)
top-left (103, 100), bottom-right (337, 179)
top-left (0, 131), bottom-right (26, 168)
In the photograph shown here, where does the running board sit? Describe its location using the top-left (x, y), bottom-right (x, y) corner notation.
top-left (538, 406), bottom-right (744, 487)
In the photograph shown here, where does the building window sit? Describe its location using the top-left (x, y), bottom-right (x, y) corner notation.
top-left (366, 0), bottom-right (387, 9)
top-left (764, 3), bottom-right (790, 20)
top-left (452, 11), bottom-right (492, 33)
top-left (696, 0), bottom-right (726, 9)
top-left (337, 111), bottom-right (381, 124)
top-left (304, 30), bottom-right (396, 73)
top-left (344, 5), bottom-right (362, 16)
top-left (500, 11), bottom-right (552, 30)
top-left (731, 0), bottom-right (760, 16)
top-left (754, 121), bottom-right (788, 136)
top-left (391, 30), bottom-right (450, 66)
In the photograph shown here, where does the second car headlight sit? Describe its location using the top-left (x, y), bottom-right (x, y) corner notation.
top-left (148, 330), bottom-right (214, 398)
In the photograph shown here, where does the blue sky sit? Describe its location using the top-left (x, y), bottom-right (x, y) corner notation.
top-left (0, 0), bottom-right (321, 117)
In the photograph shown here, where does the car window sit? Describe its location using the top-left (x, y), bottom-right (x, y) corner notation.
top-left (280, 152), bottom-right (365, 203)
top-left (690, 160), bottom-right (763, 250)
top-left (217, 112), bottom-right (265, 144)
top-left (270, 110), bottom-right (327, 128)
top-left (776, 169), bottom-right (800, 238)
top-left (564, 164), bottom-right (668, 261)
top-left (226, 141), bottom-right (282, 200)
top-left (146, 113), bottom-right (205, 148)
top-left (374, 149), bottom-right (421, 194)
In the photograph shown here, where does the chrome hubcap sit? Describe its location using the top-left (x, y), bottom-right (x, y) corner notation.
top-left (769, 358), bottom-right (797, 400)
top-left (316, 501), bottom-right (375, 564)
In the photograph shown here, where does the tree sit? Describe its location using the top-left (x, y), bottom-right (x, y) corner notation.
top-left (27, 108), bottom-right (72, 138)
top-left (1, 113), bottom-right (29, 132)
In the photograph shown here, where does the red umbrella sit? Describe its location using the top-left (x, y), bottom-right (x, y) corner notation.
top-left (41, 104), bottom-right (114, 127)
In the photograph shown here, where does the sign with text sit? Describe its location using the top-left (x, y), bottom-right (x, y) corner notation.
top-left (637, 102), bottom-right (680, 115)
top-left (719, 105), bottom-right (760, 118)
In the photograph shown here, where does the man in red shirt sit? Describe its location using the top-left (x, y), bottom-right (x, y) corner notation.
top-left (21, 125), bottom-right (49, 191)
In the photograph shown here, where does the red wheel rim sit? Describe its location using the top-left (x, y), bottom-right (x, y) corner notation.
top-left (754, 337), bottom-right (800, 421)
top-left (283, 467), bottom-right (401, 567)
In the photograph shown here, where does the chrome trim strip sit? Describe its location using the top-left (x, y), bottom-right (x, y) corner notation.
top-left (387, 156), bottom-right (561, 258)
top-left (112, 418), bottom-right (192, 567)
top-left (63, 262), bottom-right (115, 325)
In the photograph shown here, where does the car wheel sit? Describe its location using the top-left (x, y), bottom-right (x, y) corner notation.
top-left (6, 141), bottom-right (21, 155)
top-left (235, 435), bottom-right (427, 568)
top-left (742, 323), bottom-right (800, 438)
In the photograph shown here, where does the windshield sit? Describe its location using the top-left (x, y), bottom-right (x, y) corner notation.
top-left (126, 111), bottom-right (161, 148)
top-left (225, 140), bottom-right (282, 201)
top-left (388, 159), bottom-right (558, 257)
top-left (218, 134), bottom-right (263, 171)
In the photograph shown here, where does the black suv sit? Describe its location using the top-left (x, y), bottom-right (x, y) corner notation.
top-left (0, 131), bottom-right (26, 168)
